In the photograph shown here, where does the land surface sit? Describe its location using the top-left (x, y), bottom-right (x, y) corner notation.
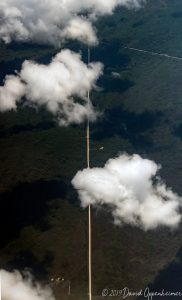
top-left (1, 1), bottom-right (182, 299)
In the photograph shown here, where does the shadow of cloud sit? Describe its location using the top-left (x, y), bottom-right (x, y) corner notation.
top-left (0, 121), bottom-right (55, 138)
top-left (173, 123), bottom-right (182, 140)
top-left (0, 59), bottom-right (24, 85)
top-left (171, 11), bottom-right (182, 18)
top-left (91, 39), bottom-right (131, 70)
top-left (98, 75), bottom-right (134, 93)
top-left (4, 250), bottom-right (54, 280)
top-left (143, 245), bottom-right (182, 296)
top-left (0, 179), bottom-right (68, 248)
top-left (91, 106), bottom-right (162, 151)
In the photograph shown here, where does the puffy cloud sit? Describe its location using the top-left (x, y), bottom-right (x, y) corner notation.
top-left (1, 269), bottom-right (55, 300)
top-left (0, 75), bottom-right (25, 112)
top-left (72, 154), bottom-right (182, 230)
top-left (0, 49), bottom-right (103, 125)
top-left (61, 17), bottom-right (98, 46)
top-left (0, 0), bottom-right (144, 46)
top-left (0, 0), bottom-right (144, 121)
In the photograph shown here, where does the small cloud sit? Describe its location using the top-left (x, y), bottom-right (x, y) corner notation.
top-left (61, 17), bottom-right (98, 46)
top-left (72, 153), bottom-right (182, 230)
top-left (0, 0), bottom-right (144, 46)
top-left (0, 49), bottom-right (103, 126)
top-left (1, 269), bottom-right (55, 300)
top-left (111, 71), bottom-right (121, 78)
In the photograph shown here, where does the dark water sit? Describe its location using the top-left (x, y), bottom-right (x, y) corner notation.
top-left (138, 246), bottom-right (182, 300)
top-left (92, 106), bottom-right (162, 151)
top-left (0, 179), bottom-right (68, 248)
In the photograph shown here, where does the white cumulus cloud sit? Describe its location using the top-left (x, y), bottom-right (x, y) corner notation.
top-left (0, 0), bottom-right (144, 46)
top-left (0, 49), bottom-right (103, 125)
top-left (0, 0), bottom-right (145, 122)
top-left (72, 153), bottom-right (182, 230)
top-left (61, 17), bottom-right (98, 46)
top-left (0, 75), bottom-right (25, 112)
top-left (1, 269), bottom-right (55, 300)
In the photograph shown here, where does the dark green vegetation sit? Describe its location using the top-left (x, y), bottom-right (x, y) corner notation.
top-left (1, 0), bottom-right (182, 299)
